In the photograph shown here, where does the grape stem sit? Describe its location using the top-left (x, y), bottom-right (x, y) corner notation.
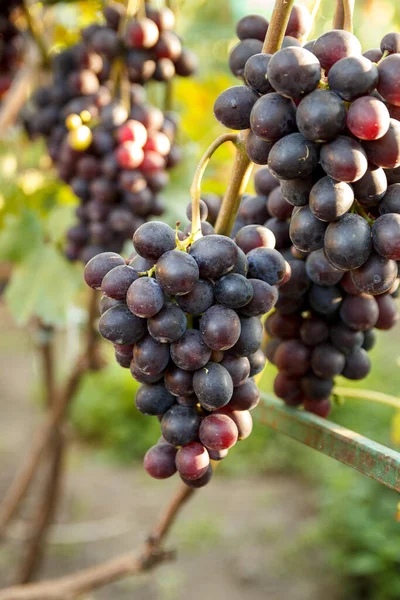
top-left (22, 1), bottom-right (50, 68)
top-left (190, 132), bottom-right (238, 237)
top-left (334, 386), bottom-right (400, 411)
top-left (355, 202), bottom-right (374, 225)
top-left (262, 0), bottom-right (296, 53)
top-left (342, 0), bottom-right (355, 33)
top-left (333, 0), bottom-right (345, 29)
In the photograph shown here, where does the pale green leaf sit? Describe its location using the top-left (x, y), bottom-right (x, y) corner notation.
top-left (45, 204), bottom-right (77, 245)
top-left (0, 210), bottom-right (43, 263)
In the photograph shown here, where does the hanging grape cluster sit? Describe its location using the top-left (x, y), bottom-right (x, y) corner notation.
top-left (214, 7), bottom-right (400, 417)
top-left (23, 3), bottom-right (197, 263)
top-left (84, 209), bottom-right (287, 486)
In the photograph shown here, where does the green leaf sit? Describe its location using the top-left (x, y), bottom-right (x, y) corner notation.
top-left (0, 210), bottom-right (43, 263)
top-left (5, 245), bottom-right (81, 325)
top-left (45, 204), bottom-right (77, 245)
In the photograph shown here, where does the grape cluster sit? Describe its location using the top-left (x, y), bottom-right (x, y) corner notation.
top-left (84, 216), bottom-right (286, 486)
top-left (0, 1), bottom-right (23, 100)
top-left (23, 3), bottom-right (196, 262)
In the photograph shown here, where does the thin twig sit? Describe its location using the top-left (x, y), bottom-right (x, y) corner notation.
top-left (300, 0), bottom-right (322, 43)
top-left (21, 1), bottom-right (49, 67)
top-left (0, 483), bottom-right (194, 600)
top-left (262, 0), bottom-right (296, 53)
top-left (342, 0), bottom-right (355, 32)
top-left (190, 133), bottom-right (238, 236)
top-left (333, 0), bottom-right (345, 28)
top-left (334, 386), bottom-right (400, 410)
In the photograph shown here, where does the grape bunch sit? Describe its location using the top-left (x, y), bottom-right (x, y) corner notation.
top-left (84, 216), bottom-right (286, 486)
top-left (23, 2), bottom-right (196, 262)
top-left (0, 1), bottom-right (24, 100)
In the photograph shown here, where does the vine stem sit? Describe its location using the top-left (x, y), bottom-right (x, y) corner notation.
top-left (21, 1), bottom-right (49, 67)
top-left (0, 483), bottom-right (194, 600)
top-left (262, 0), bottom-right (296, 53)
top-left (334, 387), bottom-right (400, 411)
top-left (342, 0), bottom-right (355, 33)
top-left (190, 133), bottom-right (238, 236)
top-left (333, 0), bottom-right (345, 28)
top-left (300, 0), bottom-right (322, 43)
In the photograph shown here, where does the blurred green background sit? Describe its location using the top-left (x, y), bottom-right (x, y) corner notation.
top-left (1, 0), bottom-right (400, 598)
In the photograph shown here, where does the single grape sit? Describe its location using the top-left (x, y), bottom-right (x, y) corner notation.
top-left (161, 405), bottom-right (201, 446)
top-left (180, 464), bottom-right (213, 488)
top-left (362, 328), bottom-right (377, 350)
top-left (248, 349), bottom-right (266, 377)
top-left (175, 279), bottom-right (214, 315)
top-left (267, 47), bottom-right (321, 99)
top-left (320, 135), bottom-right (368, 183)
top-left (312, 29), bottom-right (362, 72)
top-left (300, 317), bottom-right (329, 346)
top-left (200, 305), bottom-right (241, 351)
top-left (133, 221), bottom-right (175, 260)
top-left (245, 132), bottom-right (274, 165)
top-left (372, 213), bottom-right (400, 260)
top-left (265, 311), bottom-right (302, 339)
top-left (301, 373), bottom-right (334, 400)
top-left (250, 93), bottom-right (296, 142)
top-left (135, 382), bottom-right (175, 415)
top-left (303, 397), bottom-right (332, 418)
top-left (240, 279), bottom-right (278, 316)
top-left (220, 354), bottom-right (250, 386)
top-left (268, 133), bottom-right (319, 180)
top-left (347, 96), bottom-right (390, 141)
top-left (244, 53), bottom-right (273, 95)
top-left (274, 339), bottom-right (310, 377)
top-left (246, 247), bottom-right (287, 285)
top-left (126, 277), bottom-right (164, 318)
top-left (264, 218), bottom-right (291, 249)
top-left (330, 321), bottom-right (364, 354)
top-left (267, 187), bottom-right (293, 220)
top-left (214, 273), bottom-right (254, 308)
top-left (228, 38), bottom-right (263, 78)
top-left (185, 199), bottom-right (208, 222)
top-left (342, 347), bottom-right (371, 380)
top-left (99, 304), bottom-right (146, 345)
top-left (144, 444), bottom-right (177, 479)
top-left (101, 265), bottom-right (139, 300)
top-left (238, 194), bottom-right (269, 224)
top-left (254, 168), bottom-right (279, 195)
top-left (280, 176), bottom-right (314, 207)
top-left (199, 414), bottom-right (238, 450)
top-left (309, 176), bottom-right (354, 221)
top-left (379, 184), bottom-right (400, 214)
top-left (236, 14), bottom-right (269, 41)
top-left (377, 54), bottom-right (400, 106)
top-left (147, 303), bottom-right (187, 343)
top-left (308, 284), bottom-right (343, 316)
top-left (213, 86), bottom-right (259, 130)
top-left (84, 252), bottom-right (125, 289)
top-left (133, 335), bottom-right (170, 376)
top-left (230, 316), bottom-right (263, 357)
top-left (363, 119), bottom-right (400, 169)
top-left (227, 378), bottom-right (260, 411)
top-left (328, 56), bottom-right (378, 100)
top-left (363, 48), bottom-right (383, 62)
top-left (273, 372), bottom-right (304, 406)
top-left (375, 293), bottom-right (400, 330)
top-left (286, 4), bottom-right (312, 39)
top-left (340, 293), bottom-right (379, 331)
top-left (99, 295), bottom-right (123, 314)
top-left (170, 329), bottom-right (212, 371)
top-left (296, 90), bottom-right (346, 142)
top-left (176, 442), bottom-right (210, 480)
top-left (155, 249), bottom-right (199, 295)
top-left (324, 214), bottom-right (372, 270)
top-left (164, 365), bottom-right (194, 397)
top-left (350, 252), bottom-right (398, 295)
top-left (352, 165), bottom-right (387, 206)
top-left (193, 362), bottom-right (233, 411)
top-left (189, 235), bottom-right (238, 280)
top-left (235, 224), bottom-right (275, 254)
top-left (289, 206), bottom-right (327, 252)
top-left (306, 249), bottom-right (343, 286)
top-left (311, 343), bottom-right (345, 378)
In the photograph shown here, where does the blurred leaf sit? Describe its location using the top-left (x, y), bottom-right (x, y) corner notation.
top-left (5, 245), bottom-right (81, 325)
top-left (0, 211), bottom-right (43, 263)
top-left (45, 204), bottom-right (77, 245)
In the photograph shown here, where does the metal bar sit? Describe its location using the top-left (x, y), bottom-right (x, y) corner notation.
top-left (259, 393), bottom-right (400, 493)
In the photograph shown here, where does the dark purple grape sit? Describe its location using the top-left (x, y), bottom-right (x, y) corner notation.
top-left (308, 284), bottom-right (343, 315)
top-left (164, 366), bottom-right (194, 397)
top-left (377, 55), bottom-right (400, 106)
top-left (189, 235), bottom-right (238, 280)
top-left (214, 273), bottom-right (253, 309)
top-left (227, 378), bottom-right (260, 411)
top-left (363, 48), bottom-right (383, 62)
top-left (213, 86), bottom-right (259, 130)
top-left (200, 305), bottom-right (241, 351)
top-left (135, 382), bottom-right (175, 415)
top-left (309, 176), bottom-right (354, 221)
top-left (311, 343), bottom-right (345, 378)
top-left (240, 279), bottom-right (278, 316)
top-left (175, 279), bottom-right (214, 315)
top-left (352, 165), bottom-right (387, 206)
top-left (193, 362), bottom-right (233, 411)
top-left (278, 259), bottom-right (311, 298)
top-left (301, 373), bottom-right (334, 400)
top-left (170, 329), bottom-right (212, 371)
top-left (99, 304), bottom-right (146, 344)
top-left (176, 443), bottom-right (210, 480)
top-left (267, 47), bottom-right (321, 99)
top-left (180, 464), bottom-right (213, 488)
top-left (362, 328), bottom-right (377, 350)
top-left (350, 252), bottom-right (398, 295)
top-left (199, 414), bottom-right (238, 450)
top-left (245, 131), bottom-right (274, 165)
top-left (236, 14), bottom-right (269, 41)
top-left (266, 187), bottom-right (293, 220)
top-left (380, 184), bottom-right (400, 214)
top-left (235, 224), bottom-right (275, 254)
top-left (342, 347), bottom-right (371, 379)
top-left (380, 32), bottom-right (400, 55)
top-left (328, 56), bottom-right (378, 100)
top-left (220, 354), bottom-right (250, 386)
top-left (99, 295), bottom-right (122, 315)
top-left (126, 277), bottom-right (164, 318)
top-left (363, 119), bottom-right (400, 169)
top-left (161, 405), bottom-right (201, 446)
top-left (375, 293), bottom-right (400, 330)
top-left (324, 214), bottom-right (372, 270)
top-left (312, 29), bottom-right (362, 72)
top-left (274, 372), bottom-right (304, 405)
top-left (340, 294), bottom-right (379, 331)
top-left (230, 316), bottom-right (263, 357)
top-left (268, 133), bottom-right (319, 180)
top-left (275, 339), bottom-right (310, 377)
top-left (300, 317), bottom-right (329, 346)
top-left (101, 265), bottom-right (139, 299)
top-left (254, 168), bottom-right (279, 195)
top-left (296, 90), bottom-right (346, 142)
top-left (280, 176), bottom-right (314, 207)
top-left (133, 335), bottom-right (170, 376)
top-left (147, 303), bottom-right (187, 343)
top-left (320, 136), bottom-right (368, 183)
top-left (144, 444), bottom-right (177, 479)
top-left (246, 247), bottom-right (286, 285)
top-left (244, 53), bottom-right (273, 94)
top-left (265, 311), bottom-right (302, 339)
top-left (133, 221), bottom-right (175, 260)
top-left (248, 349), bottom-right (266, 377)
top-left (84, 252), bottom-right (125, 289)
top-left (289, 206), bottom-right (327, 252)
top-left (306, 249), bottom-right (343, 286)
top-left (155, 249), bottom-right (199, 295)
top-left (330, 322), bottom-right (364, 354)
top-left (250, 93), bottom-right (296, 142)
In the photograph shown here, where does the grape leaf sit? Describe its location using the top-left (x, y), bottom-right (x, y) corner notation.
top-left (0, 210), bottom-right (43, 263)
top-left (5, 245), bottom-right (82, 325)
top-left (45, 204), bottom-right (77, 245)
